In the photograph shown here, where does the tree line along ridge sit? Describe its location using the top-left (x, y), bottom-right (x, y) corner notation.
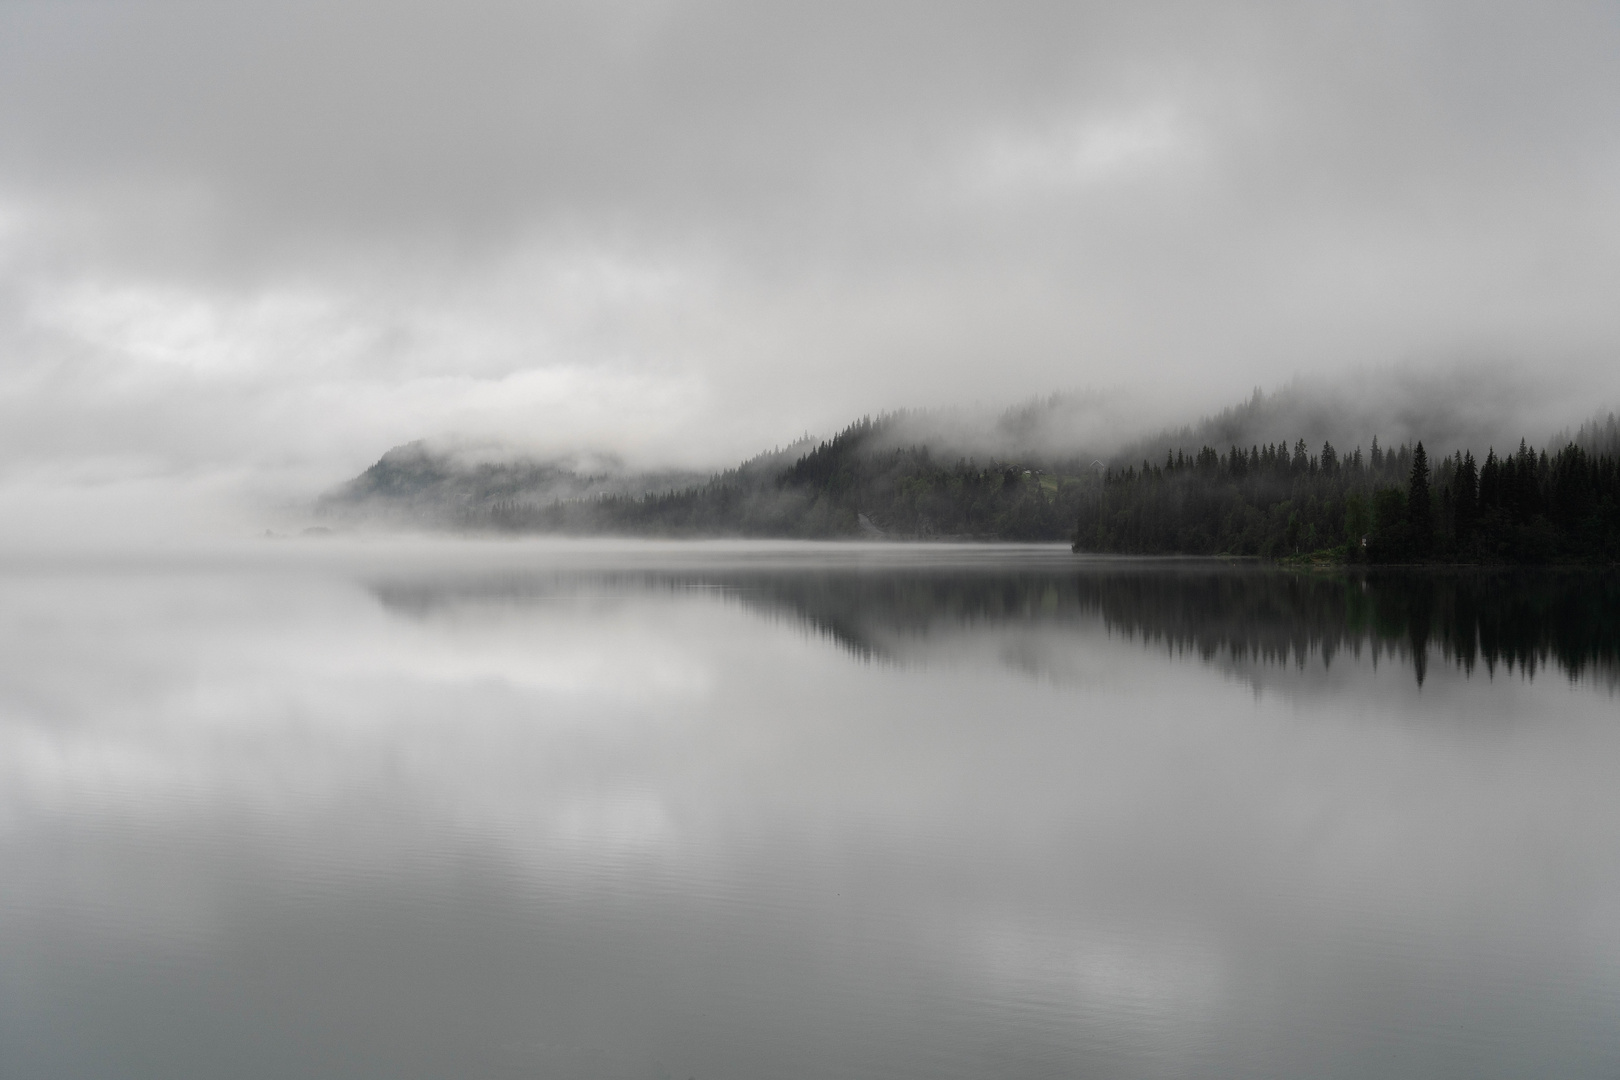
top-left (343, 410), bottom-right (1620, 562)
top-left (1073, 437), bottom-right (1620, 563)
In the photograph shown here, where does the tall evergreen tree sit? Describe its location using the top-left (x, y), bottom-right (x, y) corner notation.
top-left (1409, 441), bottom-right (1433, 556)
top-left (1320, 441), bottom-right (1339, 475)
top-left (1454, 451), bottom-right (1478, 548)
top-left (1479, 450), bottom-right (1500, 515)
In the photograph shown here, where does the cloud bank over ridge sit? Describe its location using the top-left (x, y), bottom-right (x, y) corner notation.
top-left (1, 1), bottom-right (1618, 539)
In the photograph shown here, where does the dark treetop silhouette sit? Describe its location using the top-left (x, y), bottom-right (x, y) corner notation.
top-left (1072, 437), bottom-right (1620, 564)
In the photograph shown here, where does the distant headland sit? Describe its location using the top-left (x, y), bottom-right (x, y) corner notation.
top-left (317, 387), bottom-right (1620, 564)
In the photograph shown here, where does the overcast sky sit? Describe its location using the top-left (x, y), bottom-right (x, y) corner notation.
top-left (2, 0), bottom-right (1619, 533)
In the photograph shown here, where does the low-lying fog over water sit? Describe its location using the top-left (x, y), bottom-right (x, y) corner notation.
top-left (2, 541), bottom-right (1617, 1079)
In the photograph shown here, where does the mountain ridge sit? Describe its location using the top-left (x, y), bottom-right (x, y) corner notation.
top-left (317, 383), bottom-right (1618, 548)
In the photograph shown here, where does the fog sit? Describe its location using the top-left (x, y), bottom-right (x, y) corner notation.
top-left (2, 1), bottom-right (1619, 542)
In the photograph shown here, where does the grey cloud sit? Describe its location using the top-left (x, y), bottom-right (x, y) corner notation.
top-left (5, 2), bottom-right (1613, 254)
top-left (0, 1), bottom-right (1619, 532)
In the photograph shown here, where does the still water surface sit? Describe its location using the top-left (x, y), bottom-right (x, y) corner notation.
top-left (2, 541), bottom-right (1618, 1079)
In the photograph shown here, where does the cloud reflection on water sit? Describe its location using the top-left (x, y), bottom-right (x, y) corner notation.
top-left (0, 547), bottom-right (1617, 1079)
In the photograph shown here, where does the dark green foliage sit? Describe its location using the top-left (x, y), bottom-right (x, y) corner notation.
top-left (1074, 436), bottom-right (1620, 564)
top-left (1408, 442), bottom-right (1433, 557)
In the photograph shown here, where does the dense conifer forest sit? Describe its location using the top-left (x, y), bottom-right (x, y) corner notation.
top-left (1073, 437), bottom-right (1620, 563)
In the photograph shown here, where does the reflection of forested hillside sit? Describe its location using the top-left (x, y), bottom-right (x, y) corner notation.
top-left (371, 566), bottom-right (1620, 688)
top-left (1071, 570), bottom-right (1620, 686)
top-left (711, 568), bottom-right (1620, 686)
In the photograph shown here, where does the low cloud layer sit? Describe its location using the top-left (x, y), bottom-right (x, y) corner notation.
top-left (2, 1), bottom-right (1619, 538)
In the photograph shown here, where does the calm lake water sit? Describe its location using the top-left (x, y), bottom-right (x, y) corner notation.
top-left (2, 541), bottom-right (1619, 1079)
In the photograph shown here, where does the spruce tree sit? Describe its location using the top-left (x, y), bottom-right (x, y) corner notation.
top-left (1408, 441), bottom-right (1434, 557)
top-left (1321, 441), bottom-right (1338, 475)
top-left (1479, 450), bottom-right (1499, 514)
top-left (1455, 451), bottom-right (1478, 548)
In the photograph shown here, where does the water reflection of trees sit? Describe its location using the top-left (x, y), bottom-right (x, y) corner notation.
top-left (1068, 570), bottom-right (1620, 687)
top-left (371, 566), bottom-right (1620, 687)
top-left (724, 569), bottom-right (1620, 687)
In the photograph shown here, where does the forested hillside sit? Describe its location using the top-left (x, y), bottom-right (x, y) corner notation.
top-left (323, 398), bottom-right (1620, 560)
top-left (1073, 437), bottom-right (1620, 563)
top-left (481, 416), bottom-right (1089, 539)
top-left (318, 440), bottom-right (710, 527)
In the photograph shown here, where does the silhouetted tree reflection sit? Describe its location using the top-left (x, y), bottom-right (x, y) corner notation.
top-left (687, 569), bottom-right (1618, 687)
top-left (371, 566), bottom-right (1620, 689)
top-left (1059, 570), bottom-right (1619, 687)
